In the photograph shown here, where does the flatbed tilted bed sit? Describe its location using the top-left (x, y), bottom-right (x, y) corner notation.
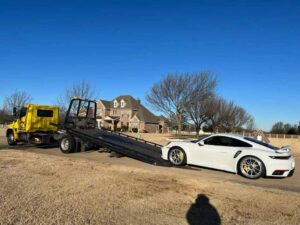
top-left (67, 128), bottom-right (170, 166)
top-left (59, 98), bottom-right (170, 167)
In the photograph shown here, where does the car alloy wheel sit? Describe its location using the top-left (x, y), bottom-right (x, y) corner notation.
top-left (169, 148), bottom-right (186, 166)
top-left (239, 156), bottom-right (264, 179)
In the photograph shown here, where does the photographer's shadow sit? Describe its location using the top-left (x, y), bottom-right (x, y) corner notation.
top-left (186, 194), bottom-right (221, 225)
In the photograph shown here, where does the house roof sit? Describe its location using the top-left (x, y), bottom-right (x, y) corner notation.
top-left (98, 95), bottom-right (168, 124)
top-left (100, 95), bottom-right (165, 123)
top-left (158, 115), bottom-right (168, 121)
top-left (112, 95), bottom-right (159, 123)
top-left (99, 100), bottom-right (110, 108)
top-left (135, 104), bottom-right (160, 124)
top-left (111, 95), bottom-right (140, 109)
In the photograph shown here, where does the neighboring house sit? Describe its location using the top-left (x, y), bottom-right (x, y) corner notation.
top-left (96, 95), bottom-right (169, 133)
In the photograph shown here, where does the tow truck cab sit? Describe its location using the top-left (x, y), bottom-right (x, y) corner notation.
top-left (6, 104), bottom-right (59, 145)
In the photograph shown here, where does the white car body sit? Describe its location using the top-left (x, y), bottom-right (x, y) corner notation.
top-left (161, 133), bottom-right (295, 178)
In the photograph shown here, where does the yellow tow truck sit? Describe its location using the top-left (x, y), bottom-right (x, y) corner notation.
top-left (6, 104), bottom-right (59, 145)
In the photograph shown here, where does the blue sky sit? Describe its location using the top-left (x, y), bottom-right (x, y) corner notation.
top-left (0, 0), bottom-right (299, 130)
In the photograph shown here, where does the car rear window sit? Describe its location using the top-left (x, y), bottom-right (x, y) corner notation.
top-left (37, 109), bottom-right (53, 117)
top-left (244, 137), bottom-right (279, 150)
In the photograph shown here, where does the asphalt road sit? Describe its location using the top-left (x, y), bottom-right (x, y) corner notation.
top-left (0, 137), bottom-right (299, 193)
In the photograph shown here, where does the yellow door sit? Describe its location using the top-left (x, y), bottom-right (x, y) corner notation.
top-left (19, 107), bottom-right (28, 132)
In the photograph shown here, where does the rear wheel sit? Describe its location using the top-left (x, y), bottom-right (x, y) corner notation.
top-left (238, 156), bottom-right (265, 179)
top-left (168, 147), bottom-right (186, 166)
top-left (7, 131), bottom-right (16, 146)
top-left (60, 135), bottom-right (76, 153)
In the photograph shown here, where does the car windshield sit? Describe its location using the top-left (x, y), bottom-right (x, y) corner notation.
top-left (244, 137), bottom-right (279, 150)
top-left (190, 135), bottom-right (210, 143)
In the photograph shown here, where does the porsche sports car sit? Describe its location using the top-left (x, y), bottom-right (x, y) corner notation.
top-left (161, 133), bottom-right (295, 179)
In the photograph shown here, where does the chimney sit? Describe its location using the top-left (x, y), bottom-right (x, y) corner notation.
top-left (137, 98), bottom-right (141, 104)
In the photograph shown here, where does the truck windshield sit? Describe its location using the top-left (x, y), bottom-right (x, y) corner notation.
top-left (20, 107), bottom-right (27, 118)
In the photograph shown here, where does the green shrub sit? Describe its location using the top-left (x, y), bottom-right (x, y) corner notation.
top-left (132, 128), bottom-right (138, 133)
top-left (121, 125), bottom-right (129, 132)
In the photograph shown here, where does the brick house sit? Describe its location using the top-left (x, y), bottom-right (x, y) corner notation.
top-left (96, 95), bottom-right (169, 133)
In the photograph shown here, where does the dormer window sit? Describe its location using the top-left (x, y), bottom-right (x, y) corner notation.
top-left (114, 100), bottom-right (118, 108)
top-left (121, 99), bottom-right (125, 108)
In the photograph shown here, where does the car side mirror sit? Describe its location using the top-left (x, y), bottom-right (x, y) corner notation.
top-left (198, 140), bottom-right (204, 146)
top-left (13, 107), bottom-right (17, 117)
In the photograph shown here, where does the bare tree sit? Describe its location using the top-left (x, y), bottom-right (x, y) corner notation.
top-left (270, 122), bottom-right (298, 134)
top-left (286, 125), bottom-right (298, 135)
top-left (204, 97), bottom-right (224, 131)
top-left (222, 102), bottom-right (250, 132)
top-left (147, 72), bottom-right (253, 135)
top-left (56, 80), bottom-right (96, 113)
top-left (205, 97), bottom-right (253, 132)
top-left (270, 122), bottom-right (285, 134)
top-left (0, 108), bottom-right (11, 124)
top-left (3, 91), bottom-right (32, 113)
top-left (146, 73), bottom-right (192, 136)
top-left (246, 117), bottom-right (256, 132)
top-left (185, 72), bottom-right (217, 137)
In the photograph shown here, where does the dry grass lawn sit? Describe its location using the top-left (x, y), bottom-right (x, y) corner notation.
top-left (0, 128), bottom-right (6, 137)
top-left (0, 150), bottom-right (300, 225)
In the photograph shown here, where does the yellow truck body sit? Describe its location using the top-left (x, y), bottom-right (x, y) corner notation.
top-left (6, 104), bottom-right (59, 145)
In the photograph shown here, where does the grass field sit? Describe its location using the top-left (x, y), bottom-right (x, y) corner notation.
top-left (0, 128), bottom-right (5, 137)
top-left (0, 150), bottom-right (299, 225)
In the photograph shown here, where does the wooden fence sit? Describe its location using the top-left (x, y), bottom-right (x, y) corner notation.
top-left (171, 130), bottom-right (300, 140)
top-left (239, 132), bottom-right (300, 139)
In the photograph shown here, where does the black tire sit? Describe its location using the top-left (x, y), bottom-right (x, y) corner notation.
top-left (7, 131), bottom-right (16, 146)
top-left (60, 135), bottom-right (76, 153)
top-left (168, 147), bottom-right (187, 166)
top-left (238, 156), bottom-right (266, 179)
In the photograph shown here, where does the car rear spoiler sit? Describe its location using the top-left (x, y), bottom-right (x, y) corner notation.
top-left (276, 145), bottom-right (291, 153)
top-left (281, 145), bottom-right (291, 150)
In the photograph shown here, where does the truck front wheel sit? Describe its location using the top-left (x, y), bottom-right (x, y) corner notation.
top-left (7, 131), bottom-right (16, 146)
top-left (60, 135), bottom-right (75, 153)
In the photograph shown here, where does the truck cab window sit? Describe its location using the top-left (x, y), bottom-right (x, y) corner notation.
top-left (19, 107), bottom-right (27, 118)
top-left (37, 109), bottom-right (53, 117)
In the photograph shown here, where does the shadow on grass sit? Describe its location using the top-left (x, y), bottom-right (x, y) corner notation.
top-left (0, 142), bottom-right (59, 150)
top-left (186, 194), bottom-right (221, 225)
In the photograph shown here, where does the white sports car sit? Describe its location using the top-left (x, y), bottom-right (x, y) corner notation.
top-left (161, 133), bottom-right (295, 179)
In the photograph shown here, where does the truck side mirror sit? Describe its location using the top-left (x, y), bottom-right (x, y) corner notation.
top-left (13, 107), bottom-right (17, 117)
